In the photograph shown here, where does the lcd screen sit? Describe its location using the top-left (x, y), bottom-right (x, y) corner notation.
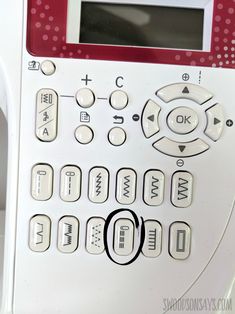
top-left (80, 3), bottom-right (204, 50)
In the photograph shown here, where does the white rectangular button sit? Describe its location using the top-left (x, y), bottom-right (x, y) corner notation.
top-left (171, 171), bottom-right (193, 208)
top-left (116, 169), bottom-right (137, 205)
top-left (60, 166), bottom-right (81, 202)
top-left (36, 89), bottom-right (58, 142)
top-left (31, 164), bottom-right (53, 201)
top-left (144, 170), bottom-right (164, 206)
top-left (114, 219), bottom-right (134, 256)
top-left (58, 216), bottom-right (79, 253)
top-left (88, 167), bottom-right (109, 203)
top-left (29, 215), bottom-right (51, 252)
top-left (86, 217), bottom-right (105, 254)
top-left (169, 222), bottom-right (191, 260)
top-left (142, 220), bottom-right (162, 258)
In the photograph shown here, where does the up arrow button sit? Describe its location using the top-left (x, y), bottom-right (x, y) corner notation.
top-left (205, 104), bottom-right (224, 142)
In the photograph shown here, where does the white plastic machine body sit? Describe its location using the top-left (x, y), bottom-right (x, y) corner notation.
top-left (1, 0), bottom-right (235, 314)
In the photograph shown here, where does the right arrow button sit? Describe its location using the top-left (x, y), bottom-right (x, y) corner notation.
top-left (205, 104), bottom-right (224, 141)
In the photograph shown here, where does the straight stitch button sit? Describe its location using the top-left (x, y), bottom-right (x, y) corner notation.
top-left (60, 166), bottom-right (81, 202)
top-left (31, 164), bottom-right (53, 201)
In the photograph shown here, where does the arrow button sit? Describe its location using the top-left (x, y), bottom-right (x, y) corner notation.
top-left (142, 100), bottom-right (161, 138)
top-left (205, 104), bottom-right (224, 141)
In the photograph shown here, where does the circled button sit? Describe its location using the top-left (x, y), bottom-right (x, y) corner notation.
top-left (167, 107), bottom-right (199, 134)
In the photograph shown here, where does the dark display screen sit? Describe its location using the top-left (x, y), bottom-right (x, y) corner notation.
top-left (80, 3), bottom-right (204, 50)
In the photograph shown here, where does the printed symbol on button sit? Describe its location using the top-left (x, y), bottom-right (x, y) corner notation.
top-left (123, 175), bottom-right (131, 198)
top-left (226, 119), bottom-right (233, 127)
top-left (214, 118), bottom-right (221, 125)
top-left (81, 74), bottom-right (92, 85)
top-left (177, 178), bottom-right (189, 200)
top-left (147, 115), bottom-right (155, 122)
top-left (119, 225), bottom-right (129, 249)
top-left (95, 173), bottom-right (102, 196)
top-left (182, 73), bottom-right (190, 81)
top-left (176, 230), bottom-right (186, 252)
top-left (41, 93), bottom-right (53, 104)
top-left (36, 223), bottom-right (44, 244)
top-left (28, 60), bottom-right (40, 71)
top-left (150, 176), bottom-right (159, 199)
top-left (177, 159), bottom-right (184, 167)
top-left (148, 229), bottom-right (157, 250)
top-left (64, 223), bottom-right (73, 246)
top-left (132, 114), bottom-right (140, 122)
top-left (113, 115), bottom-right (124, 124)
top-left (43, 111), bottom-right (49, 122)
top-left (91, 224), bottom-right (102, 248)
top-left (178, 145), bottom-right (186, 153)
top-left (80, 111), bottom-right (90, 123)
top-left (182, 86), bottom-right (190, 94)
top-left (176, 115), bottom-right (191, 124)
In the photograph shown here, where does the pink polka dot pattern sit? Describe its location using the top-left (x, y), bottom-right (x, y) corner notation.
top-left (27, 0), bottom-right (235, 68)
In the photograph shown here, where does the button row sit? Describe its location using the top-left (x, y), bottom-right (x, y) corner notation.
top-left (76, 88), bottom-right (129, 110)
top-left (29, 215), bottom-right (191, 260)
top-left (75, 125), bottom-right (127, 146)
top-left (31, 165), bottom-right (193, 208)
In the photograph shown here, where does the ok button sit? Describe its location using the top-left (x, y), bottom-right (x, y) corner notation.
top-left (167, 107), bottom-right (199, 134)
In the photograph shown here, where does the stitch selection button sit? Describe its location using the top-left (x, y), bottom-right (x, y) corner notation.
top-left (75, 125), bottom-right (94, 144)
top-left (167, 107), bottom-right (199, 134)
top-left (60, 166), bottom-right (81, 202)
top-left (76, 88), bottom-right (95, 108)
top-left (169, 222), bottom-right (191, 260)
top-left (143, 170), bottom-right (165, 206)
top-left (40, 60), bottom-right (56, 76)
top-left (110, 90), bottom-right (128, 110)
top-left (29, 215), bottom-right (51, 252)
top-left (86, 217), bottom-right (105, 254)
top-left (171, 171), bottom-right (193, 208)
top-left (36, 89), bottom-right (58, 142)
top-left (114, 219), bottom-right (134, 256)
top-left (157, 83), bottom-right (213, 104)
top-left (31, 164), bottom-right (53, 201)
top-left (89, 167), bottom-right (109, 203)
top-left (142, 220), bottom-right (162, 258)
top-left (58, 216), bottom-right (79, 253)
top-left (108, 127), bottom-right (126, 146)
top-left (116, 168), bottom-right (137, 205)
top-left (142, 99), bottom-right (161, 138)
top-left (205, 104), bottom-right (224, 141)
top-left (153, 137), bottom-right (209, 157)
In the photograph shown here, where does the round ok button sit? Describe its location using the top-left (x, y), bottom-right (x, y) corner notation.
top-left (167, 106), bottom-right (199, 134)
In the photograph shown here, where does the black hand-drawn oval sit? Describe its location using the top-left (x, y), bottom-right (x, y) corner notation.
top-left (104, 208), bottom-right (145, 265)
